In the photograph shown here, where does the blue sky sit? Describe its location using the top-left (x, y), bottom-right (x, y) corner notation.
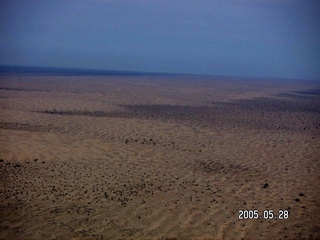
top-left (1, 0), bottom-right (319, 79)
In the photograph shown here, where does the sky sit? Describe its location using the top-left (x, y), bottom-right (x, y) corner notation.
top-left (0, 0), bottom-right (320, 79)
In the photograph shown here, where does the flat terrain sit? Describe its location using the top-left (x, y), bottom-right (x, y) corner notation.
top-left (0, 75), bottom-right (319, 240)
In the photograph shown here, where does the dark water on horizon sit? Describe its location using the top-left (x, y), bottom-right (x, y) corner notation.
top-left (0, 65), bottom-right (318, 84)
top-left (0, 65), bottom-right (173, 77)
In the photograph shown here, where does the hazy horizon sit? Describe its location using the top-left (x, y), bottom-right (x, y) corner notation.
top-left (1, 0), bottom-right (320, 80)
top-left (1, 64), bottom-right (320, 81)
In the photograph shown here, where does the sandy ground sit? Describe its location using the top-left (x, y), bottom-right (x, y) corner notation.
top-left (0, 75), bottom-right (319, 240)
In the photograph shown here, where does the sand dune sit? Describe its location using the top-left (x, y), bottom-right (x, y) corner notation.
top-left (0, 75), bottom-right (319, 239)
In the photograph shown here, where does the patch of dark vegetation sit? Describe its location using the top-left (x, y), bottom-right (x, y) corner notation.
top-left (0, 122), bottom-right (61, 133)
top-left (190, 158), bottom-right (260, 177)
top-left (119, 95), bottom-right (320, 131)
top-left (14, 164), bottom-right (21, 168)
top-left (276, 93), bottom-right (316, 101)
top-left (158, 238), bottom-right (178, 240)
top-left (0, 87), bottom-right (49, 92)
top-left (277, 88), bottom-right (320, 102)
top-left (36, 89), bottom-right (320, 132)
top-left (39, 110), bottom-right (124, 117)
top-left (293, 89), bottom-right (320, 96)
top-left (123, 104), bottom-right (220, 121)
top-left (219, 96), bottom-right (320, 113)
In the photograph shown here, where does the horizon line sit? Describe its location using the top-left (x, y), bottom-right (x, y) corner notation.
top-left (0, 64), bottom-right (318, 82)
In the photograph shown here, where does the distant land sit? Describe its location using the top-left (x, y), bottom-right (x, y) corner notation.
top-left (0, 65), bottom-right (176, 77)
top-left (1, 65), bottom-right (318, 82)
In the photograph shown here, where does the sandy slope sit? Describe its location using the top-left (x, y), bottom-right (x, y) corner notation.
top-left (0, 75), bottom-right (319, 240)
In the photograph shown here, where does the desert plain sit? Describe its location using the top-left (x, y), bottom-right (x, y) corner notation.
top-left (0, 74), bottom-right (319, 240)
